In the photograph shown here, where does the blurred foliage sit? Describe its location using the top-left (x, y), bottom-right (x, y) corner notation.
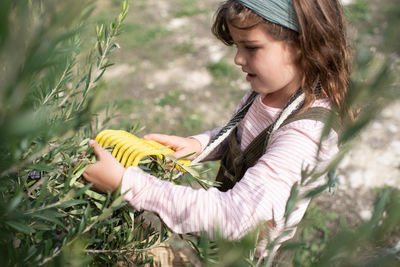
top-left (182, 113), bottom-right (204, 131)
top-left (174, 0), bottom-right (206, 18)
top-left (291, 203), bottom-right (338, 266)
top-left (173, 41), bottom-right (196, 55)
top-left (0, 0), bottom-right (177, 265)
top-left (312, 187), bottom-right (400, 266)
top-left (154, 91), bottom-right (181, 107)
top-left (121, 22), bottom-right (169, 47)
top-left (345, 0), bottom-right (370, 23)
top-left (207, 60), bottom-right (237, 79)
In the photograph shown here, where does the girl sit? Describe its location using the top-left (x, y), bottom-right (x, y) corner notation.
top-left (83, 0), bottom-right (352, 259)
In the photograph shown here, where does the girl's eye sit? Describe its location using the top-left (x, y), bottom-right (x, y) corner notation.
top-left (245, 46), bottom-right (258, 51)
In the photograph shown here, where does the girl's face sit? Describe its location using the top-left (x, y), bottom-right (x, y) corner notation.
top-left (228, 23), bottom-right (301, 108)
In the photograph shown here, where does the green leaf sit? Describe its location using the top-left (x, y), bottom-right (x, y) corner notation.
top-left (98, 254), bottom-right (112, 263)
top-left (78, 214), bottom-right (86, 234)
top-left (304, 183), bottom-right (329, 199)
top-left (74, 182), bottom-right (93, 198)
top-left (70, 163), bottom-right (88, 186)
top-left (280, 241), bottom-right (306, 250)
top-left (85, 189), bottom-right (107, 201)
top-left (6, 194), bottom-right (23, 213)
top-left (31, 213), bottom-right (63, 227)
top-left (34, 177), bottom-right (50, 208)
top-left (44, 239), bottom-right (53, 256)
top-left (284, 182), bottom-right (299, 223)
top-left (57, 199), bottom-right (87, 208)
top-left (83, 64), bottom-right (92, 95)
top-left (97, 24), bottom-right (104, 40)
top-left (6, 221), bottom-right (35, 234)
top-left (79, 138), bottom-right (90, 147)
top-left (93, 201), bottom-right (104, 210)
top-left (339, 113), bottom-right (373, 144)
top-left (96, 207), bottom-right (113, 222)
top-left (197, 178), bottom-right (220, 187)
top-left (100, 62), bottom-right (115, 70)
top-left (84, 203), bottom-right (91, 219)
top-left (24, 245), bottom-right (38, 262)
top-left (141, 256), bottom-right (154, 265)
top-left (106, 43), bottom-right (120, 55)
top-left (119, 11), bottom-right (128, 23)
top-left (93, 68), bottom-right (106, 83)
top-left (369, 188), bottom-right (390, 227)
top-left (177, 163), bottom-right (199, 178)
top-left (110, 194), bottom-right (125, 209)
top-left (97, 42), bottom-right (103, 56)
top-left (73, 181), bottom-right (106, 201)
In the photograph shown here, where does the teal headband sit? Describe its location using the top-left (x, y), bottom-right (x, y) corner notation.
top-left (235, 0), bottom-right (299, 32)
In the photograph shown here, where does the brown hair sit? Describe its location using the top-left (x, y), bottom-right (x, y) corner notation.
top-left (212, 0), bottom-right (355, 122)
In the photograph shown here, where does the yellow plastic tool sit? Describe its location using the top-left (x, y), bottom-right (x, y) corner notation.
top-left (95, 129), bottom-right (191, 169)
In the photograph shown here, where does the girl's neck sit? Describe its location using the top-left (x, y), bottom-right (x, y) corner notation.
top-left (261, 68), bottom-right (302, 108)
top-left (261, 86), bottom-right (299, 109)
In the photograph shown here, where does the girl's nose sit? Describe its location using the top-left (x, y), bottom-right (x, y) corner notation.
top-left (234, 49), bottom-right (246, 66)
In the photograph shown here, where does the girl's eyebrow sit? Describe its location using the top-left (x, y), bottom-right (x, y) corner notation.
top-left (236, 40), bottom-right (259, 44)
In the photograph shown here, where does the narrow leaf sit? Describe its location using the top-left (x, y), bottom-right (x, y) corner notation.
top-left (57, 199), bottom-right (87, 208)
top-left (6, 221), bottom-right (35, 234)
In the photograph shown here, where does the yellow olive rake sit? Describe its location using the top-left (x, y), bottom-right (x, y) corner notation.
top-left (95, 129), bottom-right (190, 169)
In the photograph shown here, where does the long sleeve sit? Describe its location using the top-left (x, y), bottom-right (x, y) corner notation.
top-left (189, 126), bottom-right (224, 161)
top-left (121, 117), bottom-right (338, 240)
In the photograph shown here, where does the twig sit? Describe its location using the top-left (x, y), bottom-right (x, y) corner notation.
top-left (43, 62), bottom-right (71, 105)
top-left (85, 244), bottom-right (167, 254)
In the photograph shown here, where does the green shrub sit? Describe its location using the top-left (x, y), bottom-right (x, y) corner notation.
top-left (0, 1), bottom-right (164, 265)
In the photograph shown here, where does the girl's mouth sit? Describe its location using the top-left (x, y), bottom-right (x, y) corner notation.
top-left (246, 73), bottom-right (256, 81)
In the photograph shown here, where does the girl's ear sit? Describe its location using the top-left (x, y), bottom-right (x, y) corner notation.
top-left (293, 44), bottom-right (302, 62)
top-left (286, 42), bottom-right (302, 64)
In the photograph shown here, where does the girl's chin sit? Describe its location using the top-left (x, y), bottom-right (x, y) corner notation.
top-left (250, 85), bottom-right (271, 96)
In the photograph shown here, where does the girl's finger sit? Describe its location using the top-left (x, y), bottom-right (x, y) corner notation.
top-left (88, 140), bottom-right (106, 160)
top-left (143, 133), bottom-right (174, 146)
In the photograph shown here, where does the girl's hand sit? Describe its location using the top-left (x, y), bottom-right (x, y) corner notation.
top-left (83, 140), bottom-right (125, 193)
top-left (143, 134), bottom-right (202, 160)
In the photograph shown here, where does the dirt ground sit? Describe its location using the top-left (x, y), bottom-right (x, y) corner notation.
top-left (335, 101), bottom-right (400, 219)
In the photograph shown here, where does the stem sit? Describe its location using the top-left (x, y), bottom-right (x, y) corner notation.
top-left (43, 62), bottom-right (71, 105)
top-left (97, 32), bottom-right (114, 71)
top-left (75, 25), bottom-right (118, 110)
top-left (25, 201), bottom-right (62, 214)
top-left (85, 245), bottom-right (164, 254)
top-left (265, 254), bottom-right (274, 267)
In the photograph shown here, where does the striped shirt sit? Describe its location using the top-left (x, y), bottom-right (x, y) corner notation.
top-left (121, 90), bottom-right (338, 247)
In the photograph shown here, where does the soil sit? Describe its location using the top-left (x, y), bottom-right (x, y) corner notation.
top-left (334, 102), bottom-right (400, 221)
